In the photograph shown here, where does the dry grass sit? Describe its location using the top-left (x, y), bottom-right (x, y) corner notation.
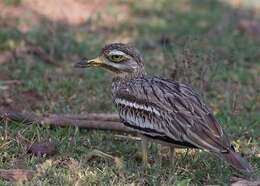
top-left (0, 0), bottom-right (259, 185)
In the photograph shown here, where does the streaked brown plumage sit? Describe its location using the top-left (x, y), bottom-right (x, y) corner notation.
top-left (75, 43), bottom-right (253, 173)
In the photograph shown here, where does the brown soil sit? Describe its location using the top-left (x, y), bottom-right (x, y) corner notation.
top-left (0, 0), bottom-right (110, 31)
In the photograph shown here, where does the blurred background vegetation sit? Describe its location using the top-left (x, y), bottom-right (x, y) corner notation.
top-left (0, 0), bottom-right (259, 185)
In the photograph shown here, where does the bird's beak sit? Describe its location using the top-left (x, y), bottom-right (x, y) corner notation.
top-left (74, 57), bottom-right (104, 68)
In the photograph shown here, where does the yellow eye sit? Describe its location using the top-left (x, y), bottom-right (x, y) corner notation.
top-left (109, 55), bottom-right (124, 62)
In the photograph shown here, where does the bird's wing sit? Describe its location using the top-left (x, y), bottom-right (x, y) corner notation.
top-left (114, 77), bottom-right (231, 153)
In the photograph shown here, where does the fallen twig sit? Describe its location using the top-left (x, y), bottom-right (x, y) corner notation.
top-left (0, 109), bottom-right (134, 133)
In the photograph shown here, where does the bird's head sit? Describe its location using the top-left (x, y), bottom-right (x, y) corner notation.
top-left (75, 43), bottom-right (144, 77)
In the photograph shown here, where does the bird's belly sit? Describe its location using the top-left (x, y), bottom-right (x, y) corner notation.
top-left (143, 134), bottom-right (198, 149)
top-left (122, 120), bottom-right (198, 149)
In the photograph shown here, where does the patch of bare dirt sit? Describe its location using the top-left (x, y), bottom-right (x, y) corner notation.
top-left (0, 0), bottom-right (111, 31)
top-left (24, 0), bottom-right (108, 25)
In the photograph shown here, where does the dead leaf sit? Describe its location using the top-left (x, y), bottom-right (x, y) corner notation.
top-left (0, 169), bottom-right (33, 182)
top-left (27, 141), bottom-right (56, 157)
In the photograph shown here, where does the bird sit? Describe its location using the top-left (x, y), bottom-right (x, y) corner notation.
top-left (74, 43), bottom-right (253, 173)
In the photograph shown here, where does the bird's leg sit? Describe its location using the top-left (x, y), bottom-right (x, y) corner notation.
top-left (170, 147), bottom-right (175, 168)
top-left (157, 143), bottom-right (162, 167)
top-left (141, 137), bottom-right (148, 169)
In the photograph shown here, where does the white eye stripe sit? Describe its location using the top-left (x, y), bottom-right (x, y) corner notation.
top-left (108, 50), bottom-right (127, 57)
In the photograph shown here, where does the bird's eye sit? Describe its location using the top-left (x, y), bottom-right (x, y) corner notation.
top-left (109, 55), bottom-right (124, 62)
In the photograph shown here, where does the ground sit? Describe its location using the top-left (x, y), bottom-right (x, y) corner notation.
top-left (0, 0), bottom-right (259, 185)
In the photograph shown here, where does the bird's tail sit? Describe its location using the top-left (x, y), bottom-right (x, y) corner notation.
top-left (215, 150), bottom-right (253, 173)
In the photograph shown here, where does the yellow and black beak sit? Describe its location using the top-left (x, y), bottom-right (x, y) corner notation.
top-left (74, 57), bottom-right (104, 68)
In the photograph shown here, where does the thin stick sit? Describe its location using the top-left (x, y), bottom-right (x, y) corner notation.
top-left (0, 109), bottom-right (134, 133)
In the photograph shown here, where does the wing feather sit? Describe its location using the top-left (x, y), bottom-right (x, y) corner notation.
top-left (113, 77), bottom-right (230, 153)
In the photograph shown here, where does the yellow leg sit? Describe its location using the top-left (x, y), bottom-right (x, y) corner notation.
top-left (142, 137), bottom-right (148, 169)
top-left (157, 143), bottom-right (162, 167)
top-left (170, 147), bottom-right (175, 167)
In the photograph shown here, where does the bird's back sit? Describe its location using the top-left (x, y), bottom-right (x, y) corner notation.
top-left (112, 76), bottom-right (229, 151)
top-left (112, 76), bottom-right (253, 173)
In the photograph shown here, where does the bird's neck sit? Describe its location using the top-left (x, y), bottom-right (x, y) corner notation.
top-left (113, 68), bottom-right (145, 82)
top-left (112, 69), bottom-right (145, 93)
